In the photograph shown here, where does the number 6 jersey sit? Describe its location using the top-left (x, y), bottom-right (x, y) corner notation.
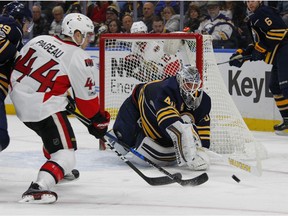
top-left (9, 35), bottom-right (100, 122)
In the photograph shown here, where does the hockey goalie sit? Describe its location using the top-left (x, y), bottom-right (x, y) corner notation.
top-left (105, 65), bottom-right (211, 171)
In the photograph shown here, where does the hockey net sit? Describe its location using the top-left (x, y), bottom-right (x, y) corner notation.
top-left (99, 33), bottom-right (267, 160)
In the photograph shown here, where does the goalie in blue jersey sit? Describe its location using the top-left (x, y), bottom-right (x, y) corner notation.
top-left (109, 66), bottom-right (212, 171)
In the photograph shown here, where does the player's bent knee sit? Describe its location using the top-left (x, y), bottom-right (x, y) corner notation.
top-left (50, 149), bottom-right (76, 175)
top-left (0, 132), bottom-right (10, 152)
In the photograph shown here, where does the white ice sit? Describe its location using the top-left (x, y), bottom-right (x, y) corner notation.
top-left (1, 115), bottom-right (287, 215)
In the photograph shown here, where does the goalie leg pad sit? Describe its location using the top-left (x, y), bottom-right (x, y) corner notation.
top-left (166, 121), bottom-right (197, 167)
top-left (132, 137), bottom-right (176, 166)
top-left (187, 148), bottom-right (210, 171)
top-left (104, 130), bottom-right (129, 155)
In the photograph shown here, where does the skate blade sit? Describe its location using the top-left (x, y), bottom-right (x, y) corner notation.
top-left (275, 130), bottom-right (288, 136)
top-left (19, 194), bottom-right (57, 204)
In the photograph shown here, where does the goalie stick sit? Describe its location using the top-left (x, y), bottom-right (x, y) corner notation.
top-left (217, 55), bottom-right (252, 65)
top-left (65, 104), bottom-right (208, 187)
top-left (105, 132), bottom-right (208, 187)
top-left (199, 147), bottom-right (262, 177)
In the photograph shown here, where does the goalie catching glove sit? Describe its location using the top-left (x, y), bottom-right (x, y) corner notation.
top-left (166, 121), bottom-right (210, 171)
top-left (88, 111), bottom-right (110, 138)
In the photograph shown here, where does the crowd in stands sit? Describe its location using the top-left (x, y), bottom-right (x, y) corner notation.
top-left (2, 1), bottom-right (288, 49)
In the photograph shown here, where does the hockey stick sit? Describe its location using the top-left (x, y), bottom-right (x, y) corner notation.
top-left (104, 132), bottom-right (208, 187)
top-left (199, 147), bottom-right (262, 177)
top-left (104, 137), bottom-right (182, 185)
top-left (66, 106), bottom-right (208, 186)
top-left (65, 107), bottom-right (181, 186)
top-left (217, 55), bottom-right (252, 65)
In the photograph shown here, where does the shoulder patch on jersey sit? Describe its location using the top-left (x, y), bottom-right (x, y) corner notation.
top-left (85, 59), bottom-right (94, 67)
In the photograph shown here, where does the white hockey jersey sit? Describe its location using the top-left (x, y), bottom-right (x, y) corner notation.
top-left (130, 40), bottom-right (182, 78)
top-left (9, 35), bottom-right (100, 122)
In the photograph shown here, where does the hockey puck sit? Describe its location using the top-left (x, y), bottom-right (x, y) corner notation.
top-left (71, 169), bottom-right (80, 178)
top-left (232, 175), bottom-right (240, 183)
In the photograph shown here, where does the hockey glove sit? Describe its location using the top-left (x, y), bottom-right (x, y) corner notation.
top-left (251, 42), bottom-right (267, 61)
top-left (66, 95), bottom-right (76, 115)
top-left (229, 50), bottom-right (245, 68)
top-left (88, 111), bottom-right (110, 139)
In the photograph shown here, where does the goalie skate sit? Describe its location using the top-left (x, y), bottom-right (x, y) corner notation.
top-left (19, 182), bottom-right (58, 204)
top-left (274, 118), bottom-right (288, 136)
top-left (59, 169), bottom-right (80, 184)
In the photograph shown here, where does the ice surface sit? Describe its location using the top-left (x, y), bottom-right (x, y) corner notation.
top-left (1, 115), bottom-right (287, 215)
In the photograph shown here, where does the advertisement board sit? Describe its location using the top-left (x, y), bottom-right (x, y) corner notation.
top-left (6, 49), bottom-right (281, 131)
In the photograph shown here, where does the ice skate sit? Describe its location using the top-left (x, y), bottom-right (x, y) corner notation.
top-left (59, 169), bottom-right (80, 184)
top-left (274, 118), bottom-right (288, 136)
top-left (19, 182), bottom-right (57, 204)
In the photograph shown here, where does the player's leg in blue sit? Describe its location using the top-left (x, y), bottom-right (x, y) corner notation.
top-left (0, 92), bottom-right (9, 152)
top-left (113, 95), bottom-right (142, 148)
top-left (270, 60), bottom-right (288, 135)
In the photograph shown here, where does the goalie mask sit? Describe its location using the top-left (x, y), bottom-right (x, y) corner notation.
top-left (61, 13), bottom-right (94, 45)
top-left (176, 66), bottom-right (203, 110)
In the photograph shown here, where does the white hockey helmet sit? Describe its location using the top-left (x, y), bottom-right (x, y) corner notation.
top-left (62, 13), bottom-right (94, 45)
top-left (176, 66), bottom-right (203, 110)
top-left (130, 21), bottom-right (148, 33)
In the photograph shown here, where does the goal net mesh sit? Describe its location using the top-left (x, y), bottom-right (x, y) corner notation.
top-left (99, 33), bottom-right (267, 160)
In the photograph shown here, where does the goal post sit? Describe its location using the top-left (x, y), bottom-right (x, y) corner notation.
top-left (99, 33), bottom-right (267, 160)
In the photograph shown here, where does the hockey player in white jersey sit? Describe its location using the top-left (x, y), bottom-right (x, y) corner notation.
top-left (124, 21), bottom-right (181, 81)
top-left (9, 13), bottom-right (110, 204)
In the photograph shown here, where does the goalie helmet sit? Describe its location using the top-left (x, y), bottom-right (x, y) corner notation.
top-left (61, 13), bottom-right (94, 45)
top-left (130, 21), bottom-right (148, 33)
top-left (176, 66), bottom-right (203, 110)
top-left (2, 2), bottom-right (32, 23)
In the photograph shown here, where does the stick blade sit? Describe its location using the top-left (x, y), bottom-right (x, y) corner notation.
top-left (145, 173), bottom-right (182, 186)
top-left (180, 173), bottom-right (209, 186)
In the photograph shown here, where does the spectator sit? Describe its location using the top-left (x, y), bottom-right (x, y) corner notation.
top-left (197, 1), bottom-right (237, 48)
top-left (183, 4), bottom-right (201, 32)
top-left (30, 4), bottom-right (50, 38)
top-left (107, 19), bottom-right (122, 33)
top-left (122, 13), bottom-right (134, 33)
top-left (66, 2), bottom-right (82, 14)
top-left (231, 1), bottom-right (252, 48)
top-left (92, 5), bottom-right (120, 47)
top-left (87, 1), bottom-right (110, 30)
top-left (155, 1), bottom-right (180, 16)
top-left (162, 6), bottom-right (180, 32)
top-left (138, 2), bottom-right (156, 32)
top-left (105, 4), bottom-right (119, 24)
top-left (120, 1), bottom-right (143, 20)
top-left (49, 5), bottom-right (64, 36)
top-left (221, 1), bottom-right (233, 19)
top-left (150, 16), bottom-right (170, 33)
top-left (188, 1), bottom-right (208, 20)
top-left (277, 1), bottom-right (288, 26)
